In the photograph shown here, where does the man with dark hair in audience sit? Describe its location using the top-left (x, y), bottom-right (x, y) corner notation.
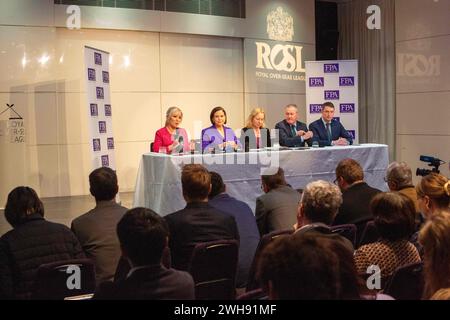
top-left (165, 164), bottom-right (239, 271)
top-left (333, 158), bottom-right (381, 227)
top-left (208, 171), bottom-right (260, 288)
top-left (94, 207), bottom-right (194, 299)
top-left (255, 167), bottom-right (300, 236)
top-left (385, 161), bottom-right (421, 227)
top-left (257, 233), bottom-right (341, 299)
top-left (0, 187), bottom-right (84, 299)
top-left (293, 180), bottom-right (353, 251)
top-left (71, 167), bottom-right (127, 284)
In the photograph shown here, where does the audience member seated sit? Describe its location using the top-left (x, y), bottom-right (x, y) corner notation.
top-left (385, 161), bottom-right (421, 227)
top-left (165, 164), bottom-right (239, 271)
top-left (0, 187), bottom-right (85, 299)
top-left (293, 180), bottom-right (352, 251)
top-left (419, 212), bottom-right (450, 300)
top-left (325, 235), bottom-right (394, 300)
top-left (208, 172), bottom-right (260, 288)
top-left (240, 107), bottom-right (271, 151)
top-left (257, 233), bottom-right (341, 299)
top-left (274, 104), bottom-right (313, 147)
top-left (152, 106), bottom-right (190, 154)
top-left (430, 288), bottom-right (450, 300)
top-left (309, 101), bottom-right (353, 146)
top-left (255, 167), bottom-right (300, 236)
top-left (333, 158), bottom-right (381, 233)
top-left (71, 167), bottom-right (128, 285)
top-left (94, 208), bottom-right (194, 299)
top-left (201, 106), bottom-right (240, 153)
top-left (416, 173), bottom-right (450, 220)
top-left (413, 173), bottom-right (450, 257)
top-left (354, 192), bottom-right (420, 282)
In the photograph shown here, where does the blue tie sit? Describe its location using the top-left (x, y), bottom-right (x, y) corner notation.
top-left (326, 122), bottom-right (332, 142)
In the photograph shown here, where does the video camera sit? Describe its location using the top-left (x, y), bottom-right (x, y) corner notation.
top-left (416, 155), bottom-right (445, 176)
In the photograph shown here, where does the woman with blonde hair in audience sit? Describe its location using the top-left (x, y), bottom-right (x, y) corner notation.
top-left (240, 107), bottom-right (271, 151)
top-left (416, 173), bottom-right (450, 219)
top-left (419, 212), bottom-right (450, 299)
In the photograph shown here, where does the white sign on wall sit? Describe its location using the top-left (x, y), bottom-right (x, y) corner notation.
top-left (305, 60), bottom-right (359, 144)
top-left (84, 46), bottom-right (117, 170)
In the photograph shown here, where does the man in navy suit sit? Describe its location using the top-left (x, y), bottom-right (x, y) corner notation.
top-left (275, 104), bottom-right (313, 147)
top-left (309, 102), bottom-right (353, 147)
top-left (208, 172), bottom-right (260, 288)
top-left (165, 164), bottom-right (239, 271)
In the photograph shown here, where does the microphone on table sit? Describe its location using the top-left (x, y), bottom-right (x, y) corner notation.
top-left (245, 135), bottom-right (250, 152)
top-left (178, 135), bottom-right (184, 153)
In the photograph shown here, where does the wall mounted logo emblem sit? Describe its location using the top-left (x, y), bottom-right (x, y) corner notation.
top-left (267, 7), bottom-right (294, 42)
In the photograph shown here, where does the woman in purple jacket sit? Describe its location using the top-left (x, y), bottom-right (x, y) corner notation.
top-left (201, 106), bottom-right (240, 153)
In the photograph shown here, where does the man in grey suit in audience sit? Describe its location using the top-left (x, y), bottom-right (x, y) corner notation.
top-left (71, 167), bottom-right (128, 285)
top-left (255, 167), bottom-right (301, 236)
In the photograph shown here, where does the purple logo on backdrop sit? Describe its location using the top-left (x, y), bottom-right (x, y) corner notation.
top-left (102, 71), bottom-right (109, 84)
top-left (90, 104), bottom-right (98, 116)
top-left (339, 76), bottom-right (355, 86)
top-left (104, 104), bottom-right (112, 116)
top-left (324, 90), bottom-right (340, 100)
top-left (107, 137), bottom-right (114, 150)
top-left (101, 155), bottom-right (109, 167)
top-left (324, 63), bottom-right (339, 73)
top-left (309, 104), bottom-right (323, 113)
top-left (340, 103), bottom-right (355, 113)
top-left (348, 130), bottom-right (356, 140)
top-left (309, 77), bottom-right (324, 87)
top-left (93, 138), bottom-right (101, 152)
top-left (94, 52), bottom-right (102, 65)
top-left (88, 68), bottom-right (96, 81)
top-left (96, 87), bottom-right (104, 99)
top-left (99, 121), bottom-right (107, 134)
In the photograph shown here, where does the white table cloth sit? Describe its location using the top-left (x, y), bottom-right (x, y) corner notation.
top-left (133, 144), bottom-right (389, 216)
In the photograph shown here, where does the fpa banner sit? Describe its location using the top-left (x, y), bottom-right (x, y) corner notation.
top-left (84, 46), bottom-right (116, 169)
top-left (305, 60), bottom-right (359, 144)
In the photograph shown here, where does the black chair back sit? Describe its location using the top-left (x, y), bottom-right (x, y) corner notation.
top-left (384, 262), bottom-right (424, 300)
top-left (33, 259), bottom-right (96, 300)
top-left (358, 220), bottom-right (380, 247)
top-left (330, 224), bottom-right (357, 247)
top-left (188, 239), bottom-right (239, 300)
top-left (354, 218), bottom-right (374, 247)
top-left (246, 228), bottom-right (294, 291)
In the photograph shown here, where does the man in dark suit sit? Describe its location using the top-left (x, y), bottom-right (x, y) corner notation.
top-left (71, 167), bottom-right (127, 285)
top-left (333, 159), bottom-right (382, 242)
top-left (292, 180), bottom-right (353, 252)
top-left (255, 167), bottom-right (300, 236)
top-left (165, 164), bottom-right (239, 271)
top-left (208, 172), bottom-right (260, 288)
top-left (94, 208), bottom-right (194, 299)
top-left (275, 104), bottom-right (313, 147)
top-left (309, 102), bottom-right (353, 147)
